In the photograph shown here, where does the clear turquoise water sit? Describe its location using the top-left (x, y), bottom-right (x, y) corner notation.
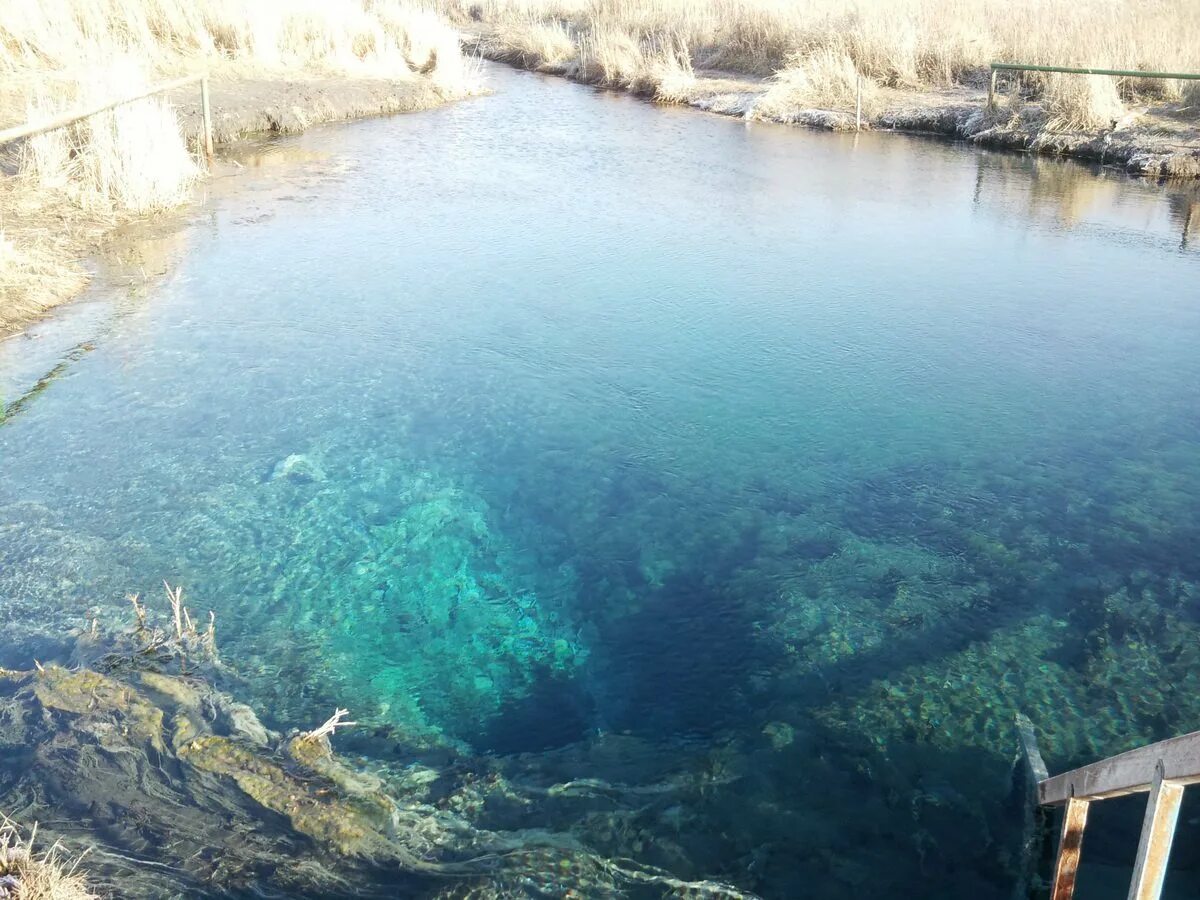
top-left (3, 65), bottom-right (1200, 897)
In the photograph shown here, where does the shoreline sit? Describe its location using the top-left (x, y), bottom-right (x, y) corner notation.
top-left (0, 74), bottom-right (475, 339)
top-left (473, 40), bottom-right (1200, 180)
top-left (5, 47), bottom-right (1197, 340)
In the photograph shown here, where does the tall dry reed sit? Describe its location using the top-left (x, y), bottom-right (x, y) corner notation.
top-left (451, 0), bottom-right (1200, 127)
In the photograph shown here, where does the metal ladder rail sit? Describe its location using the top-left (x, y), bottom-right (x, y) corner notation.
top-left (1025, 724), bottom-right (1200, 900)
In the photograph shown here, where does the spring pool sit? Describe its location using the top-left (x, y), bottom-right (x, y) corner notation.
top-left (2, 63), bottom-right (1200, 897)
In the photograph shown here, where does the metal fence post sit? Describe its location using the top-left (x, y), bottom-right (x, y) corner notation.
top-left (200, 76), bottom-right (214, 161)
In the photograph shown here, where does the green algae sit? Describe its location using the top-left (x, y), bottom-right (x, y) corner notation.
top-left (32, 665), bottom-right (166, 753)
top-left (159, 461), bottom-right (590, 745)
top-left (178, 734), bottom-right (398, 858)
top-left (0, 607), bottom-right (761, 898)
top-left (5, 423), bottom-right (1200, 896)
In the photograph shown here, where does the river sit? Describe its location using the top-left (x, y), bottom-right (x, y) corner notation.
top-left (2, 63), bottom-right (1200, 898)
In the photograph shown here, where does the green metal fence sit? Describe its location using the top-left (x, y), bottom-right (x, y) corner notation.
top-left (987, 61), bottom-right (1200, 108)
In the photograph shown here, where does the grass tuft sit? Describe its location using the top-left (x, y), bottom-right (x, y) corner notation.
top-left (19, 64), bottom-right (199, 216)
top-left (751, 45), bottom-right (878, 121)
top-left (0, 815), bottom-right (96, 900)
top-left (1043, 72), bottom-right (1127, 132)
top-left (487, 17), bottom-right (578, 71)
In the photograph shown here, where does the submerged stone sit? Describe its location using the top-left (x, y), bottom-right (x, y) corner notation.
top-left (268, 453), bottom-right (326, 484)
top-left (762, 721), bottom-right (795, 750)
top-left (0, 617), bottom-right (756, 899)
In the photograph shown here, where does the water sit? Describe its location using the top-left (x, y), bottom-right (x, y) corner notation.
top-left (3, 64), bottom-right (1200, 897)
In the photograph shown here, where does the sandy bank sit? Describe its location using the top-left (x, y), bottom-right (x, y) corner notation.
top-left (0, 75), bottom-right (468, 338)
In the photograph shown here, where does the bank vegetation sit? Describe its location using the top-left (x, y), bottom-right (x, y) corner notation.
top-left (454, 0), bottom-right (1200, 164)
top-left (0, 0), bottom-right (480, 334)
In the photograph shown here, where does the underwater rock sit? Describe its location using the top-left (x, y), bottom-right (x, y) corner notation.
top-left (32, 665), bottom-right (166, 754)
top-left (762, 721), bottom-right (795, 750)
top-left (176, 734), bottom-right (396, 858)
top-left (0, 607), bottom-right (757, 899)
top-left (268, 453), bottom-right (326, 484)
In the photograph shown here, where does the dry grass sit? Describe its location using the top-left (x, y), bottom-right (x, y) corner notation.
top-left (1043, 72), bottom-right (1128, 132)
top-left (575, 23), bottom-right (645, 86)
top-left (0, 0), bottom-right (478, 91)
top-left (645, 43), bottom-right (697, 103)
top-left (19, 66), bottom-right (199, 216)
top-left (0, 0), bottom-right (479, 335)
top-left (0, 816), bottom-right (96, 900)
top-left (751, 45), bottom-right (879, 121)
top-left (0, 225), bottom-right (90, 331)
top-left (457, 0), bottom-right (1200, 79)
top-left (454, 0), bottom-right (1200, 128)
top-left (485, 18), bottom-right (577, 70)
top-left (1184, 81), bottom-right (1200, 111)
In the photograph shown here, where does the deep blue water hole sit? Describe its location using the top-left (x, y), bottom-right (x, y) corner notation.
top-left (2, 64), bottom-right (1200, 897)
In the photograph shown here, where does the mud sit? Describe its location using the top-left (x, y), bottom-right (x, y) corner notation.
top-left (166, 74), bottom-right (460, 147)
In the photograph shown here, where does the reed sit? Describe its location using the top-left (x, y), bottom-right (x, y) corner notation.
top-left (1043, 72), bottom-right (1129, 132)
top-left (18, 63), bottom-right (199, 216)
top-left (751, 45), bottom-right (880, 121)
top-left (485, 17), bottom-right (577, 71)
top-left (0, 0), bottom-right (476, 89)
top-left (453, 0), bottom-right (1200, 127)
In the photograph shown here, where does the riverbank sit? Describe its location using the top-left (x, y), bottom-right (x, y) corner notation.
top-left (0, 75), bottom-right (473, 336)
top-left (452, 0), bottom-right (1200, 178)
top-left (0, 0), bottom-right (483, 337)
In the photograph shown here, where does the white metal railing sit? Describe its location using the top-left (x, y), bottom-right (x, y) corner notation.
top-left (0, 73), bottom-right (213, 159)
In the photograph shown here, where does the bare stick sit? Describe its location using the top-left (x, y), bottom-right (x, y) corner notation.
top-left (301, 709), bottom-right (357, 743)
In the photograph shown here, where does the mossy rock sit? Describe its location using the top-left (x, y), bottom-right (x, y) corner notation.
top-left (33, 665), bottom-right (165, 753)
top-left (178, 734), bottom-right (393, 857)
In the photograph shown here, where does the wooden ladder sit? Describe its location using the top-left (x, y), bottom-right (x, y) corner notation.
top-left (1017, 717), bottom-right (1200, 900)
